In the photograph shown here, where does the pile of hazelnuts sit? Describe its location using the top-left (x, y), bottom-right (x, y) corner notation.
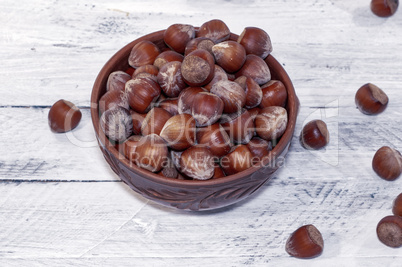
top-left (98, 19), bottom-right (289, 181)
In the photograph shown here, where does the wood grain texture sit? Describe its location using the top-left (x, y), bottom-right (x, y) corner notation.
top-left (1, 0), bottom-right (402, 265)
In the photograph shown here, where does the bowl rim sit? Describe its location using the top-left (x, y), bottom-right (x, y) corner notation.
top-left (91, 29), bottom-right (298, 188)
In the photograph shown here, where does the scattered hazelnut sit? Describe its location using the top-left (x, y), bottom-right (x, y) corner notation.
top-left (355, 83), bottom-right (389, 115)
top-left (159, 114), bottom-right (196, 151)
top-left (141, 107), bottom-right (172, 136)
top-left (392, 193), bottom-right (402, 217)
top-left (212, 40), bottom-right (246, 73)
top-left (376, 215), bottom-right (402, 248)
top-left (254, 106), bottom-right (288, 142)
top-left (163, 23), bottom-right (195, 54)
top-left (196, 19), bottom-right (231, 43)
top-left (180, 146), bottom-right (215, 180)
top-left (371, 0), bottom-right (399, 17)
top-left (48, 99), bottom-right (82, 133)
top-left (100, 107), bottom-right (133, 142)
top-left (260, 80), bottom-right (288, 108)
top-left (191, 92), bottom-right (224, 127)
top-left (134, 134), bottom-right (169, 172)
top-left (220, 145), bottom-right (252, 175)
top-left (237, 26), bottom-right (273, 58)
top-left (181, 49), bottom-right (215, 87)
top-left (106, 71), bottom-right (131, 92)
top-left (299, 120), bottom-right (329, 150)
top-left (285, 224), bottom-right (324, 259)
top-left (128, 40), bottom-right (161, 68)
top-left (372, 146), bottom-right (402, 181)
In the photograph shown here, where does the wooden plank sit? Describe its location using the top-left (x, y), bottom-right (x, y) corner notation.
top-left (0, 108), bottom-right (117, 180)
top-left (0, 178), bottom-right (400, 265)
top-left (1, 0), bottom-right (401, 107)
top-left (1, 96), bottom-right (400, 181)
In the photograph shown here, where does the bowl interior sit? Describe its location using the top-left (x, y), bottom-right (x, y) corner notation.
top-left (90, 29), bottom-right (298, 188)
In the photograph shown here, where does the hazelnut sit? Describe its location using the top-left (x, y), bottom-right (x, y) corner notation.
top-left (106, 71), bottom-right (131, 92)
top-left (157, 153), bottom-right (179, 179)
top-left (371, 0), bottom-right (399, 17)
top-left (125, 77), bottom-right (161, 114)
top-left (180, 146), bottom-right (215, 180)
top-left (372, 146), bottom-right (402, 181)
top-left (48, 99), bottom-right (82, 133)
top-left (212, 40), bottom-right (246, 73)
top-left (184, 37), bottom-right (215, 56)
top-left (98, 89), bottom-right (129, 115)
top-left (153, 50), bottom-right (184, 69)
top-left (133, 64), bottom-right (159, 78)
top-left (141, 107), bottom-right (172, 136)
top-left (255, 106), bottom-right (288, 142)
top-left (260, 80), bottom-right (288, 108)
top-left (134, 134), bottom-right (168, 173)
top-left (191, 92), bottom-right (224, 127)
top-left (181, 49), bottom-right (215, 87)
top-left (285, 224), bottom-right (324, 259)
top-left (246, 137), bottom-right (272, 166)
top-left (392, 193), bottom-right (402, 217)
top-left (130, 110), bottom-right (146, 135)
top-left (210, 80), bottom-right (246, 113)
top-left (159, 114), bottom-right (196, 151)
top-left (157, 98), bottom-right (179, 116)
top-left (204, 64), bottom-right (228, 91)
top-left (197, 123), bottom-right (232, 157)
top-left (237, 27), bottom-right (272, 58)
top-left (125, 67), bottom-right (135, 76)
top-left (128, 40), bottom-right (161, 68)
top-left (123, 135), bottom-right (142, 162)
top-left (220, 109), bottom-right (255, 144)
top-left (247, 107), bottom-right (261, 121)
top-left (220, 145), bottom-right (252, 175)
top-left (235, 75), bottom-right (263, 109)
top-left (355, 83), bottom-right (389, 115)
top-left (177, 86), bottom-right (206, 114)
top-left (157, 61), bottom-right (187, 97)
top-left (376, 215), bottom-right (402, 248)
top-left (163, 23), bottom-right (195, 54)
top-left (235, 54), bottom-right (271, 85)
top-left (299, 120), bottom-right (329, 150)
top-left (196, 19), bottom-right (231, 43)
top-left (100, 107), bottom-right (133, 142)
top-left (212, 163), bottom-right (226, 179)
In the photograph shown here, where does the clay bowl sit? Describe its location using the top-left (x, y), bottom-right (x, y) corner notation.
top-left (91, 29), bottom-right (299, 211)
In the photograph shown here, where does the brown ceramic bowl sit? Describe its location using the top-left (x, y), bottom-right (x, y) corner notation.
top-left (91, 29), bottom-right (299, 211)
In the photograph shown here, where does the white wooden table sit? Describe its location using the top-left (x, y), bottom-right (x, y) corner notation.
top-left (1, 0), bottom-right (402, 266)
